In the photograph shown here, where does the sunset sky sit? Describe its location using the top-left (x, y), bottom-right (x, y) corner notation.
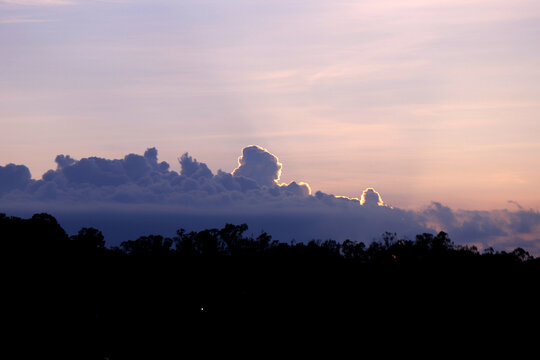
top-left (2, 0), bottom-right (540, 213)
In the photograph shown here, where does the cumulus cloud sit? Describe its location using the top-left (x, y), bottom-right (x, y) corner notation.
top-left (281, 181), bottom-right (311, 197)
top-left (179, 153), bottom-right (212, 179)
top-left (360, 188), bottom-right (384, 207)
top-left (0, 145), bottom-right (314, 206)
top-left (0, 163), bottom-right (32, 195)
top-left (232, 145), bottom-right (282, 187)
top-left (1, 145), bottom-right (539, 255)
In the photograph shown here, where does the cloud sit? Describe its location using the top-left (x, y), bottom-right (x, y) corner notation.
top-left (0, 0), bottom-right (74, 5)
top-left (47, 147), bottom-right (172, 188)
top-left (0, 17), bottom-right (55, 24)
top-left (179, 153), bottom-right (212, 179)
top-left (422, 201), bottom-right (457, 228)
top-left (507, 200), bottom-right (524, 210)
top-left (360, 188), bottom-right (384, 207)
top-left (1, 146), bottom-right (313, 205)
top-left (281, 181), bottom-right (311, 198)
top-left (232, 145), bottom-right (282, 187)
top-left (1, 145), bottom-right (539, 255)
top-left (0, 163), bottom-right (32, 195)
top-left (418, 202), bottom-right (540, 254)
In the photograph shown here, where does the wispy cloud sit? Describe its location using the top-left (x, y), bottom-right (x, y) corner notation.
top-left (0, 0), bottom-right (74, 5)
top-left (0, 17), bottom-right (54, 23)
top-left (346, 0), bottom-right (540, 24)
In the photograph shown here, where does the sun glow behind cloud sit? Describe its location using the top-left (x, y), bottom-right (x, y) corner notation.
top-left (360, 188), bottom-right (385, 207)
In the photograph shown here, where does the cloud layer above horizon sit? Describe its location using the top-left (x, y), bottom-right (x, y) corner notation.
top-left (1, 145), bottom-right (539, 255)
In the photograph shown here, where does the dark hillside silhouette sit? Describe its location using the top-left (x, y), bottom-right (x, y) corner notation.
top-left (0, 213), bottom-right (538, 358)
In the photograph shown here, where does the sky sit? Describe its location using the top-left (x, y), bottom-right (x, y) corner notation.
top-left (1, 1), bottom-right (540, 253)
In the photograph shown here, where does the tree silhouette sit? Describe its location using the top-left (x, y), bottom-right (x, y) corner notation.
top-left (219, 223), bottom-right (248, 253)
top-left (120, 234), bottom-right (173, 256)
top-left (0, 212), bottom-right (538, 357)
top-left (70, 227), bottom-right (105, 256)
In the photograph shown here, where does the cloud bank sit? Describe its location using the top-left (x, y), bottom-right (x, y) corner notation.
top-left (1, 145), bottom-right (538, 255)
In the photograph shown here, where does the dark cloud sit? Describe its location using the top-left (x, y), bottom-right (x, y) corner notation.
top-left (1, 145), bottom-right (539, 255)
top-left (45, 147), bottom-right (172, 189)
top-left (0, 146), bottom-right (315, 206)
top-left (232, 145), bottom-right (282, 187)
top-left (507, 200), bottom-right (524, 210)
top-left (0, 163), bottom-right (32, 194)
top-left (360, 188), bottom-right (384, 207)
top-left (507, 209), bottom-right (540, 234)
top-left (423, 202), bottom-right (457, 228)
top-left (179, 153), bottom-right (213, 179)
top-left (280, 181), bottom-right (311, 197)
top-left (55, 154), bottom-right (76, 169)
top-left (417, 203), bottom-right (540, 254)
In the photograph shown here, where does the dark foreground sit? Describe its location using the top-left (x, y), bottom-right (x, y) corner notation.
top-left (1, 213), bottom-right (539, 358)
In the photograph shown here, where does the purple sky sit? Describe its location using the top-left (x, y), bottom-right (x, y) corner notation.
top-left (1, 1), bottom-right (540, 253)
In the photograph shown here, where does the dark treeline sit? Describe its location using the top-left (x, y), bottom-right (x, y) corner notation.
top-left (1, 213), bottom-right (539, 358)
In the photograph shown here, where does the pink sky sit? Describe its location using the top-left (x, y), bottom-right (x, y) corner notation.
top-left (1, 0), bottom-right (540, 211)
